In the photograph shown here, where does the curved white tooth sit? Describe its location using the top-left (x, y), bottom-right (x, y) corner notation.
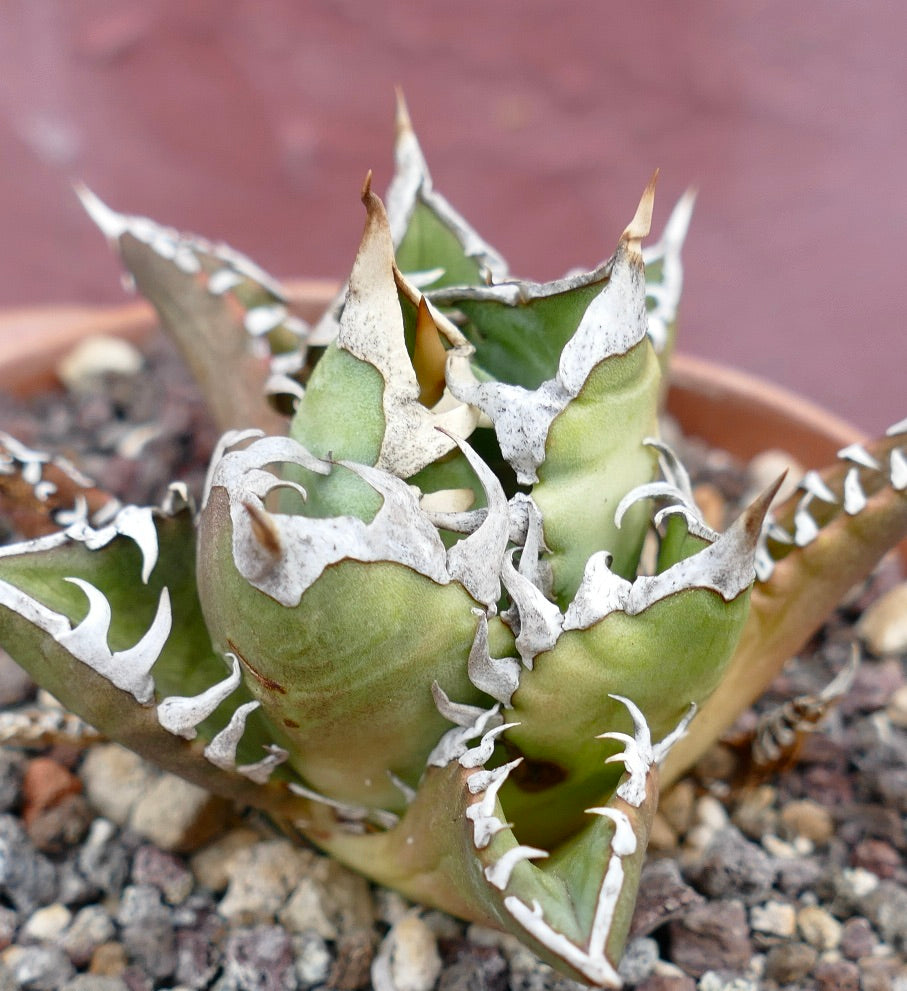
top-left (244, 304), bottom-right (288, 337)
top-left (890, 448), bottom-right (907, 491)
top-left (111, 506), bottom-right (159, 583)
top-left (207, 268), bottom-right (244, 295)
top-left (459, 722), bottom-right (518, 769)
top-left (838, 443), bottom-right (882, 471)
top-left (238, 744), bottom-right (289, 784)
top-left (843, 466), bottom-right (867, 515)
top-left (652, 703), bottom-right (697, 763)
top-left (466, 610), bottom-right (521, 706)
top-left (597, 695), bottom-right (654, 807)
top-left (157, 654), bottom-right (242, 740)
top-left (431, 681), bottom-right (490, 728)
top-left (584, 806), bottom-right (638, 858)
top-left (886, 418), bottom-right (907, 437)
top-left (500, 552), bottom-right (563, 667)
top-left (442, 432), bottom-right (509, 608)
top-left (466, 758), bottom-right (522, 849)
top-left (798, 470), bottom-right (838, 503)
top-left (58, 579), bottom-right (169, 705)
top-left (204, 700), bottom-right (261, 770)
top-left (484, 845), bottom-right (548, 890)
top-left (427, 704), bottom-right (502, 768)
top-left (754, 543), bottom-right (776, 582)
top-left (793, 496), bottom-right (820, 546)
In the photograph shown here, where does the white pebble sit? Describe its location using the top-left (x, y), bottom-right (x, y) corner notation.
top-left (858, 581), bottom-right (907, 655)
top-left (21, 903), bottom-right (71, 942)
top-left (797, 905), bottom-right (842, 950)
top-left (57, 334), bottom-right (144, 392)
top-left (372, 912), bottom-right (442, 991)
top-left (750, 901), bottom-right (797, 937)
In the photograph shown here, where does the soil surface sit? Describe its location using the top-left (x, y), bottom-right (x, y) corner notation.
top-left (0, 331), bottom-right (905, 990)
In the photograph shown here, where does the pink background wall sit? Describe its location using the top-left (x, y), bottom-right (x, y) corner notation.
top-left (1, 1), bottom-right (904, 432)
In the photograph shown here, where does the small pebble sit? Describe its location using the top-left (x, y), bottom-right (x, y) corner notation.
top-left (89, 941), bottom-right (128, 977)
top-left (218, 840), bottom-right (310, 925)
top-left (21, 902), bottom-right (71, 944)
top-left (851, 838), bottom-right (900, 879)
top-left (839, 916), bottom-right (878, 961)
top-left (0, 907), bottom-right (17, 952)
top-left (0, 814), bottom-right (58, 916)
top-left (762, 941), bottom-right (818, 984)
top-left (668, 900), bottom-right (752, 977)
top-left (780, 799), bottom-right (835, 845)
top-left (1, 943), bottom-right (75, 990)
top-left (128, 774), bottom-right (229, 853)
top-left (797, 904), bottom-right (842, 950)
top-left (60, 977), bottom-right (129, 991)
top-left (79, 746), bottom-right (154, 827)
top-left (57, 336), bottom-right (144, 394)
top-left (814, 958), bottom-right (860, 991)
top-left (189, 827), bottom-right (260, 893)
top-left (858, 581), bottom-right (907, 655)
top-left (292, 931), bottom-right (332, 988)
top-left (116, 885), bottom-right (176, 980)
top-left (617, 936), bottom-right (659, 984)
top-left (372, 912), bottom-right (442, 991)
top-left (131, 845), bottom-right (194, 905)
top-left (686, 827), bottom-right (776, 905)
top-left (749, 900), bottom-right (796, 938)
top-left (214, 925), bottom-right (296, 991)
top-left (60, 905), bottom-right (116, 968)
top-left (0, 751), bottom-right (26, 814)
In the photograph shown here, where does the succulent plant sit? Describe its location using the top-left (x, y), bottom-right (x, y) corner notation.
top-left (1, 98), bottom-right (906, 986)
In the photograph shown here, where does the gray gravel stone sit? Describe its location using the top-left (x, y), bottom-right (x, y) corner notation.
top-left (212, 925), bottom-right (297, 991)
top-left (859, 879), bottom-right (907, 950)
top-left (814, 958), bottom-right (861, 991)
top-left (685, 826), bottom-right (776, 905)
top-left (0, 814), bottom-right (57, 916)
top-left (131, 844), bottom-right (193, 905)
top-left (0, 752), bottom-right (25, 813)
top-left (839, 915), bottom-right (879, 960)
top-left (0, 907), bottom-right (17, 952)
top-left (617, 936), bottom-right (659, 984)
top-left (60, 977), bottom-right (129, 991)
top-left (668, 900), bottom-right (753, 978)
top-left (762, 941), bottom-right (818, 984)
top-left (116, 884), bottom-right (177, 980)
top-left (60, 904), bottom-right (116, 968)
top-left (1, 943), bottom-right (75, 990)
top-left (77, 819), bottom-right (129, 897)
top-left (436, 944), bottom-right (507, 991)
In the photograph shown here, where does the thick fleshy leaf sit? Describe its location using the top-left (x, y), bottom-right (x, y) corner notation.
top-left (0, 502), bottom-right (319, 817)
top-left (198, 435), bottom-right (516, 812)
top-left (307, 697), bottom-right (673, 987)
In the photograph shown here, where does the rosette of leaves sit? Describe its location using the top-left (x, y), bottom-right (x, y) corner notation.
top-left (0, 98), bottom-right (905, 986)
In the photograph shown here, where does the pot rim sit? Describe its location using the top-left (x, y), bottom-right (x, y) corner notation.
top-left (0, 285), bottom-right (864, 471)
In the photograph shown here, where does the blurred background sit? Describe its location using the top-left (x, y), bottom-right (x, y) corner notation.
top-left (0, 0), bottom-right (904, 432)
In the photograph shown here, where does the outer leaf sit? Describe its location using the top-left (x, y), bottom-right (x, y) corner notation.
top-left (661, 425), bottom-right (907, 786)
top-left (0, 501), bottom-right (317, 818)
top-left (77, 188), bottom-right (298, 435)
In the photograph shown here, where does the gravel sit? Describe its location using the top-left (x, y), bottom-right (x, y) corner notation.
top-left (0, 329), bottom-right (904, 988)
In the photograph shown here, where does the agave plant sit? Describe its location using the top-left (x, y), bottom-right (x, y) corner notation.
top-left (1, 99), bottom-right (905, 987)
